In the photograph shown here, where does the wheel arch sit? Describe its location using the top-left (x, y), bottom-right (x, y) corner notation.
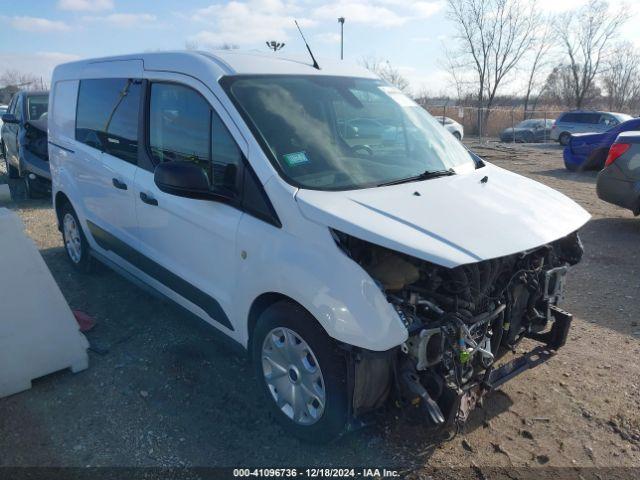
top-left (247, 292), bottom-right (328, 362)
top-left (559, 131), bottom-right (571, 145)
top-left (54, 191), bottom-right (72, 231)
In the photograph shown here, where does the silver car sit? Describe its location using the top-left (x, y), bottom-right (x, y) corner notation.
top-left (551, 110), bottom-right (633, 146)
top-left (596, 131), bottom-right (640, 215)
top-left (434, 116), bottom-right (464, 140)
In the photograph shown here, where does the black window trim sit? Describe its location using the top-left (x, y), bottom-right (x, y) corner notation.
top-left (142, 79), bottom-right (281, 229)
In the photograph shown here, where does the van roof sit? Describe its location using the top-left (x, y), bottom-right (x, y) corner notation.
top-left (52, 50), bottom-right (377, 81)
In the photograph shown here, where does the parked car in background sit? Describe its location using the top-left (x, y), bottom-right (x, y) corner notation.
top-left (500, 119), bottom-right (553, 143)
top-left (434, 116), bottom-right (464, 140)
top-left (551, 110), bottom-right (633, 146)
top-left (596, 132), bottom-right (640, 215)
top-left (1, 91), bottom-right (50, 197)
top-left (0, 104), bottom-right (8, 131)
top-left (563, 118), bottom-right (640, 171)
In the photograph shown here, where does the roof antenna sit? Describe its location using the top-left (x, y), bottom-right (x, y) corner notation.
top-left (294, 20), bottom-right (320, 70)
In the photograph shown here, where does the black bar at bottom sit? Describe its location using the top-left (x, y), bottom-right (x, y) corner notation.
top-left (484, 346), bottom-right (555, 390)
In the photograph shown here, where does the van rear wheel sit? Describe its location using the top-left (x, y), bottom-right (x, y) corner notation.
top-left (252, 301), bottom-right (349, 443)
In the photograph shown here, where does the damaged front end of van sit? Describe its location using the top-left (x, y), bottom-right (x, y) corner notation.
top-left (334, 229), bottom-right (583, 430)
top-left (296, 163), bottom-right (590, 433)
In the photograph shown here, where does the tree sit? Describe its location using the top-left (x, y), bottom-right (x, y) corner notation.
top-left (555, 0), bottom-right (626, 109)
top-left (360, 56), bottom-right (411, 94)
top-left (0, 70), bottom-right (42, 90)
top-left (542, 64), bottom-right (602, 107)
top-left (601, 41), bottom-right (640, 111)
top-left (523, 17), bottom-right (554, 117)
top-left (442, 45), bottom-right (472, 102)
top-left (445, 0), bottom-right (539, 131)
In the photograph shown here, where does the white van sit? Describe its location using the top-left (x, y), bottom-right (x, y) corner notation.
top-left (49, 51), bottom-right (590, 442)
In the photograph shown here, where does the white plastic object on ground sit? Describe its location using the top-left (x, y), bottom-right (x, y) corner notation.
top-left (0, 208), bottom-right (89, 398)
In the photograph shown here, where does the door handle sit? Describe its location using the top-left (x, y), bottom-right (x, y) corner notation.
top-left (140, 192), bottom-right (158, 206)
top-left (112, 178), bottom-right (128, 190)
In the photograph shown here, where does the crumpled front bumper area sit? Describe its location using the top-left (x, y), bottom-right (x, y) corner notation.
top-left (423, 305), bottom-right (573, 430)
top-left (347, 304), bottom-right (574, 432)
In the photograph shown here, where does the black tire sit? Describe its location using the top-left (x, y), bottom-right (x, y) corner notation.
top-left (252, 301), bottom-right (348, 443)
top-left (2, 143), bottom-right (20, 179)
top-left (24, 174), bottom-right (39, 199)
top-left (523, 132), bottom-right (534, 143)
top-left (559, 132), bottom-right (571, 146)
top-left (583, 148), bottom-right (608, 171)
top-left (564, 159), bottom-right (578, 172)
top-left (60, 202), bottom-right (94, 273)
top-left (453, 131), bottom-right (462, 141)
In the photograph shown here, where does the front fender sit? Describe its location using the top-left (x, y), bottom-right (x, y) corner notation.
top-left (233, 214), bottom-right (408, 352)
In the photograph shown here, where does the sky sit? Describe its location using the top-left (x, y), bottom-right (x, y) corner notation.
top-left (0, 0), bottom-right (637, 96)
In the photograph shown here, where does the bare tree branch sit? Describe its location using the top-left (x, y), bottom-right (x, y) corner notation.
top-left (523, 16), bottom-right (554, 116)
top-left (360, 56), bottom-right (411, 94)
top-left (601, 41), bottom-right (640, 111)
top-left (554, 0), bottom-right (626, 108)
top-left (446, 0), bottom-right (539, 131)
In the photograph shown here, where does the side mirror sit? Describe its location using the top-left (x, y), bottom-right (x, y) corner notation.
top-left (2, 113), bottom-right (18, 124)
top-left (154, 161), bottom-right (212, 200)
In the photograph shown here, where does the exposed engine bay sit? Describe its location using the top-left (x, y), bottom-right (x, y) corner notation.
top-left (332, 229), bottom-right (584, 429)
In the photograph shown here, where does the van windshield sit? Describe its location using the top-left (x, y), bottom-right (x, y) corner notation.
top-left (222, 75), bottom-right (475, 191)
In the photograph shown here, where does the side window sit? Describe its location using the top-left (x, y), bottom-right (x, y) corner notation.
top-left (105, 80), bottom-right (141, 164)
top-left (559, 113), bottom-right (574, 123)
top-left (76, 78), bottom-right (140, 164)
top-left (148, 82), bottom-right (241, 195)
top-left (585, 114), bottom-right (601, 124)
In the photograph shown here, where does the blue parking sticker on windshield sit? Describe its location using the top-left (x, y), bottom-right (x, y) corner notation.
top-left (282, 151), bottom-right (310, 167)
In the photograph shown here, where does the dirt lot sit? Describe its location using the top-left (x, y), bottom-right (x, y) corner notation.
top-left (0, 142), bottom-right (639, 477)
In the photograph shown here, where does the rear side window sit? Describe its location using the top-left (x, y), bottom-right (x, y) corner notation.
top-left (148, 82), bottom-right (242, 195)
top-left (51, 81), bottom-right (77, 139)
top-left (582, 113), bottom-right (601, 124)
top-left (559, 113), bottom-right (602, 124)
top-left (76, 78), bottom-right (141, 164)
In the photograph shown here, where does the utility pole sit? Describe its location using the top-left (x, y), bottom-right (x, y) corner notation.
top-left (338, 17), bottom-right (345, 60)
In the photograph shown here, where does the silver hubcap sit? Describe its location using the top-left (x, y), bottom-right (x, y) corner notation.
top-left (63, 213), bottom-right (82, 264)
top-left (261, 327), bottom-right (326, 426)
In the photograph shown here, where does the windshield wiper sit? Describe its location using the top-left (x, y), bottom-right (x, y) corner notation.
top-left (377, 168), bottom-right (455, 187)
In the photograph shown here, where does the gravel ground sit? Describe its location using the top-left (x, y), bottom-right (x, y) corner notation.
top-left (0, 142), bottom-right (638, 477)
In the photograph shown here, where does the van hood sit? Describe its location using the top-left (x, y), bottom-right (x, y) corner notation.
top-left (295, 163), bottom-right (591, 268)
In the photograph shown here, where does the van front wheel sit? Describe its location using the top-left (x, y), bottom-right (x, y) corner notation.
top-left (252, 301), bottom-right (349, 443)
top-left (60, 203), bottom-right (94, 273)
